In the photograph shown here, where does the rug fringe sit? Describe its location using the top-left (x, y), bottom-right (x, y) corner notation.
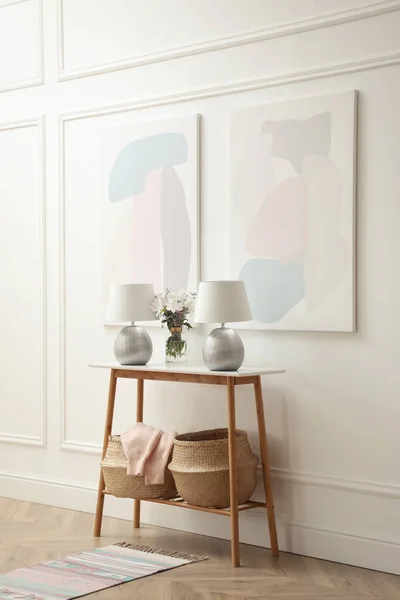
top-left (113, 542), bottom-right (207, 563)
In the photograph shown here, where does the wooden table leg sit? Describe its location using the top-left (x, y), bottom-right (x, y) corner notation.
top-left (227, 377), bottom-right (240, 567)
top-left (94, 370), bottom-right (117, 537)
top-left (133, 378), bottom-right (144, 529)
top-left (254, 376), bottom-right (279, 557)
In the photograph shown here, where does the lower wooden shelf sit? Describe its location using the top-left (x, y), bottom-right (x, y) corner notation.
top-left (102, 490), bottom-right (266, 517)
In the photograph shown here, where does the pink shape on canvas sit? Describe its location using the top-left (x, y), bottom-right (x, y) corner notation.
top-left (104, 169), bottom-right (163, 293)
top-left (130, 168), bottom-right (163, 288)
top-left (246, 176), bottom-right (307, 262)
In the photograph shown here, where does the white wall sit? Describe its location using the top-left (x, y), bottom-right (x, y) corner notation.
top-left (0, 0), bottom-right (400, 575)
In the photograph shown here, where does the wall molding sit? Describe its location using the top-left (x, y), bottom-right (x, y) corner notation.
top-left (0, 117), bottom-right (47, 448)
top-left (0, 0), bottom-right (30, 9)
top-left (270, 467), bottom-right (400, 499)
top-left (60, 440), bottom-right (101, 454)
top-left (0, 471), bottom-right (95, 493)
top-left (0, 0), bottom-right (44, 94)
top-left (57, 0), bottom-right (400, 82)
top-left (58, 48), bottom-right (400, 126)
top-left (0, 433), bottom-right (45, 447)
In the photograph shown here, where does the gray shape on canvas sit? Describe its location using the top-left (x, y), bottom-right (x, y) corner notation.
top-left (262, 111), bottom-right (331, 173)
top-left (160, 166), bottom-right (191, 290)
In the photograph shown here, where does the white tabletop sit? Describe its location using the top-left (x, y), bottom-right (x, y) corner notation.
top-left (89, 363), bottom-right (285, 377)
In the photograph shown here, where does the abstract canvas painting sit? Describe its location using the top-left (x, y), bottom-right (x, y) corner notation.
top-left (230, 91), bottom-right (357, 331)
top-left (101, 114), bottom-right (199, 319)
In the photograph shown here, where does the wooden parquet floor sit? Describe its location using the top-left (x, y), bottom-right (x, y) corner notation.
top-left (1, 498), bottom-right (399, 599)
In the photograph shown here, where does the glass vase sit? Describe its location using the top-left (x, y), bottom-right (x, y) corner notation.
top-left (165, 326), bottom-right (187, 364)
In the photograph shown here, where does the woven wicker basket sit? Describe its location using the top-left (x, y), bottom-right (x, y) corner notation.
top-left (168, 429), bottom-right (258, 508)
top-left (101, 435), bottom-right (177, 499)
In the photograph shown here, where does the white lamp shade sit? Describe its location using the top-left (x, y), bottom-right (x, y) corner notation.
top-left (106, 284), bottom-right (157, 323)
top-left (194, 280), bottom-right (252, 324)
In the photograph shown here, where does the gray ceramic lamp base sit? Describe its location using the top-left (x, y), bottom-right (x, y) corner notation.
top-left (114, 325), bottom-right (153, 365)
top-left (202, 326), bottom-right (245, 371)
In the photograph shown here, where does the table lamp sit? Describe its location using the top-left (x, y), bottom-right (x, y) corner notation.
top-left (106, 283), bottom-right (157, 365)
top-left (194, 280), bottom-right (252, 371)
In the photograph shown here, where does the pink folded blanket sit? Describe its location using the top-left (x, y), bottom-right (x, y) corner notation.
top-left (145, 430), bottom-right (176, 485)
top-left (120, 423), bottom-right (176, 485)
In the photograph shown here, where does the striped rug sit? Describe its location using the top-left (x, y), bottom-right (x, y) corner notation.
top-left (0, 542), bottom-right (206, 599)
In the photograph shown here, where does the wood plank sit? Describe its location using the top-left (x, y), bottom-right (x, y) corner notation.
top-left (227, 377), bottom-right (240, 567)
top-left (93, 371), bottom-right (117, 537)
top-left (237, 501), bottom-right (266, 512)
top-left (102, 492), bottom-right (265, 516)
top-left (233, 376), bottom-right (259, 385)
top-left (133, 378), bottom-right (144, 529)
top-left (113, 369), bottom-right (228, 385)
top-left (102, 492), bottom-right (231, 515)
top-left (145, 497), bottom-right (232, 516)
top-left (254, 376), bottom-right (279, 557)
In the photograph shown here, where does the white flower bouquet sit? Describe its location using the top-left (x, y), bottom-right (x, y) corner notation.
top-left (151, 289), bottom-right (196, 362)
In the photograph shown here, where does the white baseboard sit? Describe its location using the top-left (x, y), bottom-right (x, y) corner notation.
top-left (1, 471), bottom-right (399, 575)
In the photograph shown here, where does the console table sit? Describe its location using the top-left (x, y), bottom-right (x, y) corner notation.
top-left (90, 363), bottom-right (285, 567)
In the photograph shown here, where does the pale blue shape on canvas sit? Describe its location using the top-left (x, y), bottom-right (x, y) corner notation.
top-left (240, 258), bottom-right (305, 323)
top-left (109, 133), bottom-right (188, 202)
